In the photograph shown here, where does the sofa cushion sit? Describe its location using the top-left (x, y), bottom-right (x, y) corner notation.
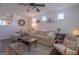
top-left (32, 31), bottom-right (48, 36)
top-left (53, 44), bottom-right (77, 55)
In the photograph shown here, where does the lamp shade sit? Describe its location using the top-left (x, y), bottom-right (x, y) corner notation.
top-left (70, 29), bottom-right (79, 36)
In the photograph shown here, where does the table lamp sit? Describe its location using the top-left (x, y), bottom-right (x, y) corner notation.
top-left (70, 29), bottom-right (79, 37)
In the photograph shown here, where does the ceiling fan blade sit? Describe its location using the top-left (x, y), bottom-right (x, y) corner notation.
top-left (18, 3), bottom-right (29, 5)
top-left (34, 4), bottom-right (45, 7)
top-left (32, 7), bottom-right (40, 12)
top-left (18, 3), bottom-right (45, 7)
top-left (30, 3), bottom-right (45, 7)
top-left (36, 8), bottom-right (40, 12)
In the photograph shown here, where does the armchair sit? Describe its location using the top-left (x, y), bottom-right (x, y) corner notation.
top-left (53, 34), bottom-right (79, 55)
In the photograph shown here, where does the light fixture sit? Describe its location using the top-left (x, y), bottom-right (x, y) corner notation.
top-left (42, 16), bottom-right (46, 21)
top-left (57, 13), bottom-right (64, 20)
top-left (26, 7), bottom-right (40, 17)
top-left (70, 29), bottom-right (79, 37)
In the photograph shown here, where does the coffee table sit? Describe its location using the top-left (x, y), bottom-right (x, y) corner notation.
top-left (18, 37), bottom-right (37, 51)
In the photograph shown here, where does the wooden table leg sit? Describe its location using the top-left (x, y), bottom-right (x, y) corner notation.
top-left (35, 40), bottom-right (37, 47)
top-left (28, 45), bottom-right (30, 51)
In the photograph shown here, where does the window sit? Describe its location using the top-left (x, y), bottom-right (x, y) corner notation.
top-left (32, 17), bottom-right (36, 23)
top-left (32, 17), bottom-right (36, 27)
top-left (42, 16), bottom-right (46, 21)
top-left (0, 20), bottom-right (6, 26)
top-left (57, 13), bottom-right (64, 20)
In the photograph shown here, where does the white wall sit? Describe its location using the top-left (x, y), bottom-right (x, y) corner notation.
top-left (0, 4), bottom-right (79, 40)
top-left (0, 14), bottom-right (31, 40)
top-left (58, 6), bottom-right (79, 34)
top-left (35, 5), bottom-right (79, 34)
top-left (39, 12), bottom-right (58, 31)
top-left (0, 15), bottom-right (20, 40)
top-left (0, 26), bottom-right (21, 40)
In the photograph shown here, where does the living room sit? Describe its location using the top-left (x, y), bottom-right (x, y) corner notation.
top-left (0, 3), bottom-right (79, 55)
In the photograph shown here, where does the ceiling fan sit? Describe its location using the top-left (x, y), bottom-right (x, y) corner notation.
top-left (18, 3), bottom-right (45, 12)
top-left (18, 3), bottom-right (45, 7)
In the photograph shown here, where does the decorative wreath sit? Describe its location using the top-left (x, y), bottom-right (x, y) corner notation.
top-left (18, 19), bottom-right (25, 26)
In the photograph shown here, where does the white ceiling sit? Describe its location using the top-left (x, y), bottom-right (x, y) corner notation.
top-left (0, 3), bottom-right (78, 17)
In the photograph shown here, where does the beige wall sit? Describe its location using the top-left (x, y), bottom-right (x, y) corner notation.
top-left (0, 14), bottom-right (32, 40)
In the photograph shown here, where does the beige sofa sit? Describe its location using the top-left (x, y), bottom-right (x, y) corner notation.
top-left (29, 31), bottom-right (55, 47)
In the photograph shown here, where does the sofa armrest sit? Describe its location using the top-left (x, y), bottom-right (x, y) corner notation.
top-left (66, 45), bottom-right (77, 48)
top-left (64, 45), bottom-right (79, 55)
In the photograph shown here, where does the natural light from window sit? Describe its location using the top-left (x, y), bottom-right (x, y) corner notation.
top-left (57, 13), bottom-right (64, 20)
top-left (32, 17), bottom-right (36, 23)
top-left (0, 20), bottom-right (6, 26)
top-left (42, 16), bottom-right (46, 21)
